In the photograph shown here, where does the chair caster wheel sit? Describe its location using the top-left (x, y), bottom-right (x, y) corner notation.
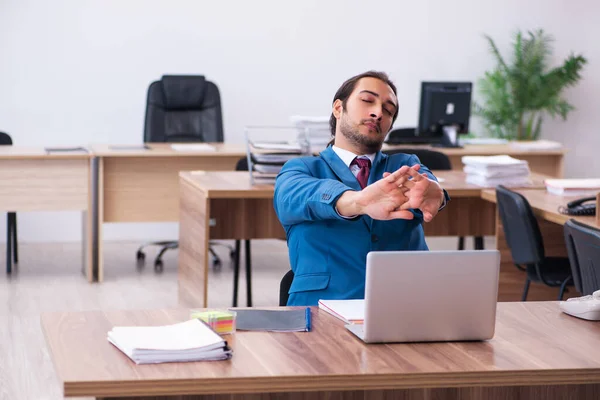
top-left (136, 251), bottom-right (146, 261)
top-left (154, 259), bottom-right (164, 272)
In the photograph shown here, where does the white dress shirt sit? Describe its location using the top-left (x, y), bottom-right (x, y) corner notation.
top-left (331, 145), bottom-right (375, 178)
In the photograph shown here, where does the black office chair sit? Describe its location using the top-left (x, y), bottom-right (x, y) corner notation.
top-left (279, 270), bottom-right (295, 306)
top-left (0, 132), bottom-right (18, 274)
top-left (564, 219), bottom-right (600, 296)
top-left (496, 185), bottom-right (572, 300)
top-left (383, 148), bottom-right (482, 250)
top-left (135, 75), bottom-right (233, 271)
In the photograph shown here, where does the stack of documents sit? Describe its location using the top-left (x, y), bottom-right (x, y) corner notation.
top-left (107, 319), bottom-right (232, 364)
top-left (545, 179), bottom-right (600, 196)
top-left (290, 116), bottom-right (331, 153)
top-left (509, 140), bottom-right (563, 151)
top-left (170, 143), bottom-right (216, 152)
top-left (462, 155), bottom-right (532, 187)
top-left (318, 299), bottom-right (364, 324)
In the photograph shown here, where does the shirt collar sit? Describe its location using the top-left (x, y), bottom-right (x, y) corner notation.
top-left (331, 145), bottom-right (376, 168)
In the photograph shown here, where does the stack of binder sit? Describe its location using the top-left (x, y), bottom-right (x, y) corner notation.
top-left (245, 126), bottom-right (311, 185)
top-left (462, 155), bottom-right (532, 187)
top-left (107, 319), bottom-right (232, 364)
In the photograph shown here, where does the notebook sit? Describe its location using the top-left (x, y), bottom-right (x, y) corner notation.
top-left (44, 146), bottom-right (89, 153)
top-left (234, 308), bottom-right (311, 332)
top-left (318, 299), bottom-right (364, 324)
top-left (107, 319), bottom-right (232, 364)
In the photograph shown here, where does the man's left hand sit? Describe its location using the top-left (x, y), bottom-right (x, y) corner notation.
top-left (383, 164), bottom-right (444, 222)
top-left (394, 166), bottom-right (444, 222)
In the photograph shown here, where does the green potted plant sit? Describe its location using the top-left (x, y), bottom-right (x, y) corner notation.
top-left (473, 29), bottom-right (587, 141)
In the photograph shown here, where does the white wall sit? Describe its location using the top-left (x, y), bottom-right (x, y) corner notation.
top-left (0, 0), bottom-right (598, 242)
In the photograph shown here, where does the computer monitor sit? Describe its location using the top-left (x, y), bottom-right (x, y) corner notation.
top-left (417, 82), bottom-right (472, 148)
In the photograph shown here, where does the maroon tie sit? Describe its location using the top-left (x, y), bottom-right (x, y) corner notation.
top-left (351, 157), bottom-right (371, 189)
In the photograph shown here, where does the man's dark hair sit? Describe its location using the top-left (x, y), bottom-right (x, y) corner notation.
top-left (328, 71), bottom-right (399, 146)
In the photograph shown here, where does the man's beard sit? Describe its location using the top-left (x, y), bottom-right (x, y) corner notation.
top-left (338, 114), bottom-right (384, 153)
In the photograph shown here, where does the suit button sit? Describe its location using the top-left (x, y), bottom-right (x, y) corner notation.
top-left (371, 234), bottom-right (378, 243)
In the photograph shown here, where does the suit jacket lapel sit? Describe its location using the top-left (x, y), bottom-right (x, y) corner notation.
top-left (369, 151), bottom-right (388, 186)
top-left (319, 147), bottom-right (362, 192)
top-left (320, 148), bottom-right (389, 231)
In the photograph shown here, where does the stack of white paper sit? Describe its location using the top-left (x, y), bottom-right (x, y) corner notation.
top-left (171, 143), bottom-right (216, 152)
top-left (290, 116), bottom-right (331, 153)
top-left (545, 179), bottom-right (600, 196)
top-left (107, 319), bottom-right (232, 364)
top-left (509, 140), bottom-right (563, 151)
top-left (462, 155), bottom-right (531, 187)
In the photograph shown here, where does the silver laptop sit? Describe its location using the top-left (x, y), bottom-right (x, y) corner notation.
top-left (346, 250), bottom-right (500, 343)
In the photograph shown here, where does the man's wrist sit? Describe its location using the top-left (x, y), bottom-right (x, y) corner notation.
top-left (336, 190), bottom-right (362, 217)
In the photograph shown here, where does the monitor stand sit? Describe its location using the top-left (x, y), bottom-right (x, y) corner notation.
top-left (432, 125), bottom-right (463, 148)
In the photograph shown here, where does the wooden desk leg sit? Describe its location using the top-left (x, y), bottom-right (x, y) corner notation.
top-left (178, 178), bottom-right (210, 308)
top-left (83, 157), bottom-right (98, 283)
top-left (81, 211), bottom-right (94, 282)
top-left (92, 156), bottom-right (103, 282)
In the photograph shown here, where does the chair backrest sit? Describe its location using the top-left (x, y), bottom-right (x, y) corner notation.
top-left (495, 185), bottom-right (544, 265)
top-left (235, 157), bottom-right (249, 172)
top-left (383, 148), bottom-right (452, 170)
top-left (144, 75), bottom-right (223, 143)
top-left (564, 219), bottom-right (600, 295)
top-left (279, 269), bottom-right (295, 306)
top-left (0, 131), bottom-right (13, 145)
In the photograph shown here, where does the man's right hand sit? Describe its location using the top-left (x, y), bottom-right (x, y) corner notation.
top-left (336, 165), bottom-right (417, 220)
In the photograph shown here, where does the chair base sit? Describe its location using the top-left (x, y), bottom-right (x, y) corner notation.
top-left (135, 240), bottom-right (234, 272)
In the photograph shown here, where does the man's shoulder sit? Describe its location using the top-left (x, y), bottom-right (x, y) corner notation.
top-left (283, 155), bottom-right (327, 170)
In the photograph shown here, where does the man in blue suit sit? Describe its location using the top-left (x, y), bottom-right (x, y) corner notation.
top-left (274, 71), bottom-right (449, 306)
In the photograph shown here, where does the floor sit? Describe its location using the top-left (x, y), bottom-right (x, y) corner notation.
top-left (1, 236), bottom-right (492, 400)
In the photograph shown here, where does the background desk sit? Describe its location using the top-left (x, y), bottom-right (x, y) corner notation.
top-left (92, 143), bottom-right (565, 281)
top-left (178, 170), bottom-right (549, 307)
top-left (0, 147), bottom-right (94, 280)
top-left (381, 143), bottom-right (566, 177)
top-left (91, 143), bottom-right (246, 281)
top-left (42, 303), bottom-right (600, 400)
top-left (482, 189), bottom-right (598, 300)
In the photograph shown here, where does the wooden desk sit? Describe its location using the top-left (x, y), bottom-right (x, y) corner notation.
top-left (91, 143), bottom-right (564, 281)
top-left (382, 143), bottom-right (566, 177)
top-left (178, 171), bottom-right (549, 307)
top-left (91, 143), bottom-right (246, 281)
top-left (42, 302), bottom-right (600, 400)
top-left (0, 147), bottom-right (95, 280)
top-left (481, 189), bottom-right (599, 300)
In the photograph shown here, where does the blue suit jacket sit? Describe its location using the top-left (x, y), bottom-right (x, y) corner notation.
top-left (273, 146), bottom-right (449, 306)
